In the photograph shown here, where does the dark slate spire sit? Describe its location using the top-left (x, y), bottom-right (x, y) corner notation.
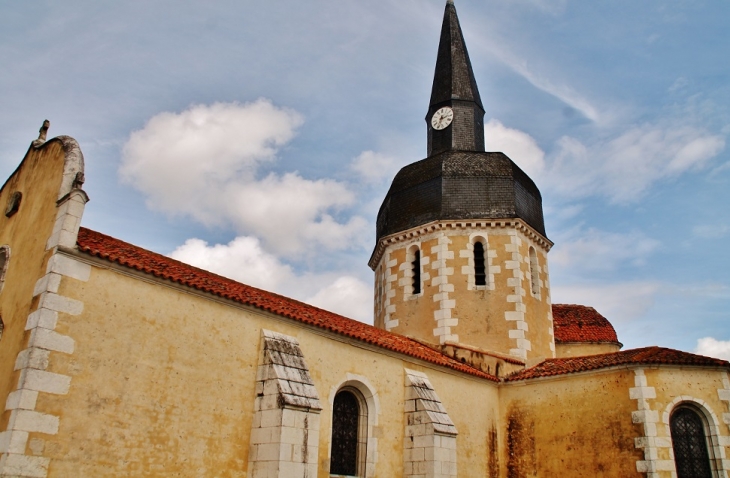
top-left (427, 0), bottom-right (485, 157)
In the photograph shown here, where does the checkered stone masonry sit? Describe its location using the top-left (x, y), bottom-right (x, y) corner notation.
top-left (0, 253), bottom-right (90, 478)
top-left (404, 369), bottom-right (457, 478)
top-left (248, 330), bottom-right (322, 478)
top-left (383, 252), bottom-right (399, 331)
top-left (504, 231), bottom-right (530, 360)
top-left (431, 234), bottom-right (457, 344)
top-left (630, 368), bottom-right (675, 477)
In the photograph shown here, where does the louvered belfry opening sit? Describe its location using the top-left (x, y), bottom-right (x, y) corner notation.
top-left (330, 390), bottom-right (361, 476)
top-left (670, 406), bottom-right (713, 478)
top-left (473, 241), bottom-right (486, 286)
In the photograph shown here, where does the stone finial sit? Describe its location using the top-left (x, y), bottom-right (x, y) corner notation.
top-left (447, 0), bottom-right (454, 4)
top-left (32, 119), bottom-right (50, 148)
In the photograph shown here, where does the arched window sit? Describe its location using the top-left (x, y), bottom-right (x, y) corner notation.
top-left (412, 247), bottom-right (421, 295)
top-left (0, 316), bottom-right (4, 342)
top-left (330, 388), bottom-right (367, 476)
top-left (670, 405), bottom-right (714, 478)
top-left (473, 241), bottom-right (486, 286)
top-left (529, 246), bottom-right (539, 295)
top-left (5, 191), bottom-right (21, 218)
top-left (0, 245), bottom-right (9, 294)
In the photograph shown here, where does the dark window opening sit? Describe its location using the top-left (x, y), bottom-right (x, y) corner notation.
top-left (5, 191), bottom-right (21, 218)
top-left (331, 390), bottom-right (361, 476)
top-left (670, 406), bottom-right (713, 478)
top-left (412, 249), bottom-right (421, 295)
top-left (474, 241), bottom-right (486, 286)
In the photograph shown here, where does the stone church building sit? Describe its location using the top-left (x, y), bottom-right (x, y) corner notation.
top-left (1, 2), bottom-right (729, 477)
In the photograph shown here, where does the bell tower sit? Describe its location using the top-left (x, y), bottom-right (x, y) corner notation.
top-left (369, 0), bottom-right (555, 363)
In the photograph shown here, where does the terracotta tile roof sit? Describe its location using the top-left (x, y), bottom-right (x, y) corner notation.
top-left (505, 346), bottom-right (730, 381)
top-left (76, 228), bottom-right (497, 382)
top-left (552, 304), bottom-right (620, 344)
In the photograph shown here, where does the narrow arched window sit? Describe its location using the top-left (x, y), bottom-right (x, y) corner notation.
top-left (529, 247), bottom-right (539, 295)
top-left (670, 406), bottom-right (713, 478)
top-left (331, 389), bottom-right (367, 476)
top-left (474, 241), bottom-right (486, 286)
top-left (0, 316), bottom-right (4, 342)
top-left (412, 248), bottom-right (421, 295)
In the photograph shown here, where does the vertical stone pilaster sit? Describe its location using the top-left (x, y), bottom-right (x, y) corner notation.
top-left (630, 368), bottom-right (670, 477)
top-left (404, 369), bottom-right (457, 478)
top-left (0, 254), bottom-right (90, 478)
top-left (431, 234), bottom-right (457, 344)
top-left (383, 252), bottom-right (399, 331)
top-left (46, 189), bottom-right (88, 251)
top-left (248, 330), bottom-right (322, 478)
top-left (504, 232), bottom-right (530, 359)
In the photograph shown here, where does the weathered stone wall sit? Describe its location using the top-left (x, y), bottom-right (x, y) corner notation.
top-left (31, 257), bottom-right (502, 477)
top-left (500, 370), bottom-right (645, 477)
top-left (372, 221), bottom-right (554, 361)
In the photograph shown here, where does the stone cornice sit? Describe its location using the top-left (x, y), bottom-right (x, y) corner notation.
top-left (369, 218), bottom-right (553, 270)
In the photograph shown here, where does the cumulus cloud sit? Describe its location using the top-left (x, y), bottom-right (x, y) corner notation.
top-left (547, 125), bottom-right (725, 203)
top-left (485, 119), bottom-right (545, 178)
top-left (483, 119), bottom-right (725, 204)
top-left (692, 224), bottom-right (729, 239)
top-left (169, 236), bottom-right (373, 323)
top-left (169, 236), bottom-right (294, 291)
top-left (305, 276), bottom-right (373, 324)
top-left (350, 150), bottom-right (401, 184)
top-left (550, 228), bottom-right (660, 272)
top-left (695, 337), bottom-right (730, 360)
top-left (120, 100), bottom-right (367, 256)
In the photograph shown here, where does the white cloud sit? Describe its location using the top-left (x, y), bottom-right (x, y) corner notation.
top-left (169, 236), bottom-right (294, 291)
top-left (695, 337), bottom-right (730, 361)
top-left (482, 119), bottom-right (725, 204)
top-left (550, 228), bottom-right (660, 272)
top-left (547, 124), bottom-right (725, 203)
top-left (169, 236), bottom-right (373, 323)
top-left (305, 276), bottom-right (373, 324)
top-left (484, 119), bottom-right (545, 178)
top-left (120, 100), bottom-right (367, 256)
top-left (351, 150), bottom-right (400, 183)
top-left (551, 281), bottom-right (660, 324)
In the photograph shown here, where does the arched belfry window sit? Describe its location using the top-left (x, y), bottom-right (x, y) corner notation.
top-left (411, 247), bottom-right (421, 295)
top-left (529, 246), bottom-right (539, 295)
top-left (330, 388), bottom-right (367, 476)
top-left (670, 405), bottom-right (714, 478)
top-left (473, 241), bottom-right (486, 286)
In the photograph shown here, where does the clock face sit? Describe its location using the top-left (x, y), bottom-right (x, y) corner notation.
top-left (431, 107), bottom-right (454, 130)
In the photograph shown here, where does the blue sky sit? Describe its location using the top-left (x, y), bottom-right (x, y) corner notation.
top-left (1, 0), bottom-right (728, 357)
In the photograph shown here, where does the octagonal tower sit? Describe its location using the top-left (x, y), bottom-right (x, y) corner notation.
top-left (369, 0), bottom-right (555, 362)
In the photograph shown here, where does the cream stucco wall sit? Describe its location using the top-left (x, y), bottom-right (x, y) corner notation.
top-left (36, 256), bottom-right (503, 477)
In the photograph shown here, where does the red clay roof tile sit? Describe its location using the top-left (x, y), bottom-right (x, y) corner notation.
top-left (552, 304), bottom-right (620, 344)
top-left (76, 227), bottom-right (497, 381)
top-left (505, 346), bottom-right (730, 381)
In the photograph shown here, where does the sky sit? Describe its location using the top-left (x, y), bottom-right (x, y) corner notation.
top-left (1, 0), bottom-right (729, 358)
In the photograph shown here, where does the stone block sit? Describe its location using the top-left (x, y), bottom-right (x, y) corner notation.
top-left (25, 308), bottom-right (58, 331)
top-left (18, 369), bottom-right (71, 395)
top-left (5, 390), bottom-right (39, 411)
top-left (10, 410), bottom-right (59, 435)
top-left (0, 453), bottom-right (50, 478)
top-left (37, 293), bottom-right (83, 316)
top-left (14, 348), bottom-right (50, 372)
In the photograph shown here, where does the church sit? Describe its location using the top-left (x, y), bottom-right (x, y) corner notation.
top-left (1, 1), bottom-right (729, 477)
